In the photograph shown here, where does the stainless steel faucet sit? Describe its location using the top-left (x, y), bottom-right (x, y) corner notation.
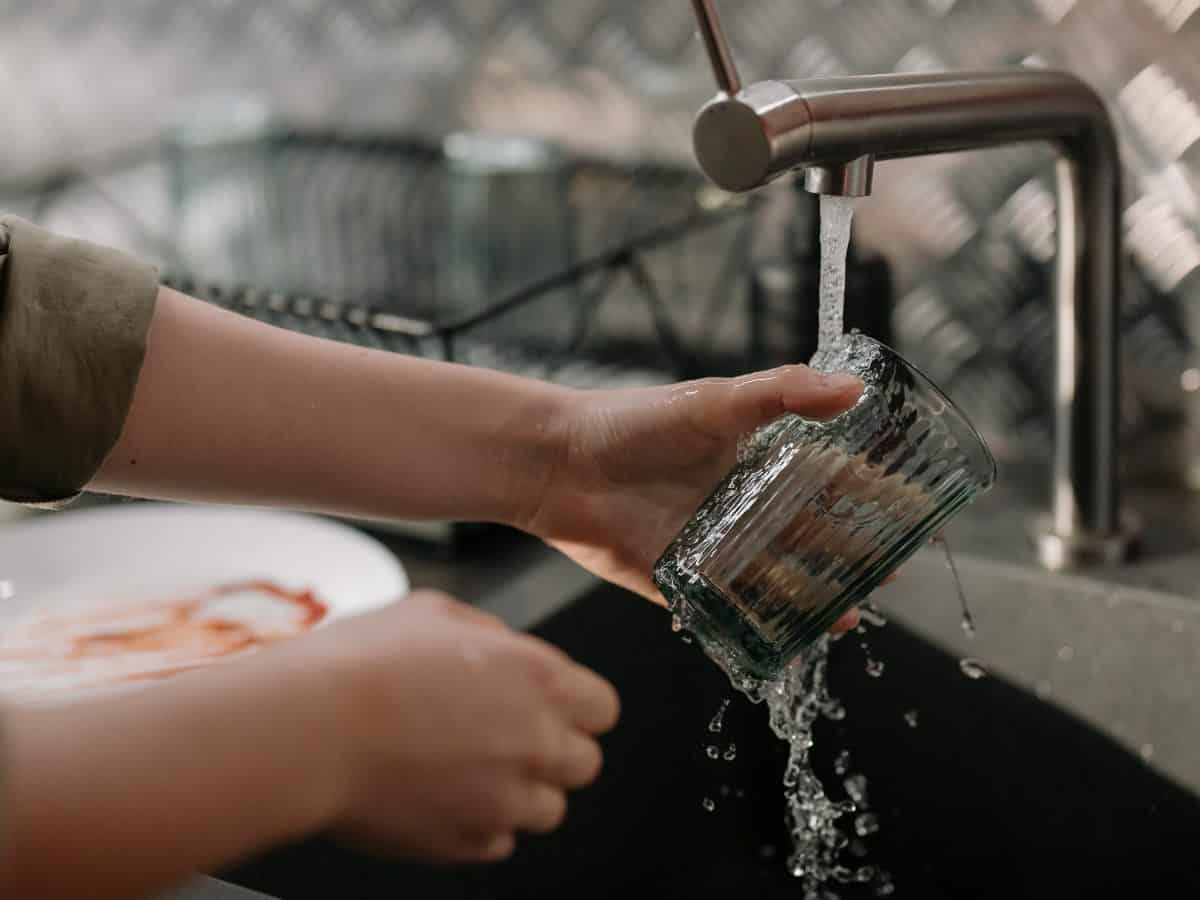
top-left (690, 0), bottom-right (1137, 570)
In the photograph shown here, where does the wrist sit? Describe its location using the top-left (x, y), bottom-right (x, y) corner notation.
top-left (234, 642), bottom-right (356, 839)
top-left (500, 380), bottom-right (576, 535)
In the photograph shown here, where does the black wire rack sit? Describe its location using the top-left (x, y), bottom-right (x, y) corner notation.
top-left (6, 130), bottom-right (774, 390)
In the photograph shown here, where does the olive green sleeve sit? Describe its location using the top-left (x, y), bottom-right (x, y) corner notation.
top-left (0, 215), bottom-right (159, 507)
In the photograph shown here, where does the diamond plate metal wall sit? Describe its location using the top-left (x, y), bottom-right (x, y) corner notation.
top-left (1, 0), bottom-right (1198, 465)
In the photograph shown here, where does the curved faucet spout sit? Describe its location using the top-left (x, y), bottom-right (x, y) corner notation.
top-left (688, 0), bottom-right (1135, 569)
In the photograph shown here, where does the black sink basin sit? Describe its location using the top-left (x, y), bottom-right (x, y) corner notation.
top-left (225, 582), bottom-right (1200, 898)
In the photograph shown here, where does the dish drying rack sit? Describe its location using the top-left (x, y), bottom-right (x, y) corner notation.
top-left (15, 131), bottom-right (775, 390)
top-left (4, 130), bottom-right (783, 543)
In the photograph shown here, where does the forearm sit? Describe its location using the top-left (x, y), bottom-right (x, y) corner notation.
top-left (92, 288), bottom-right (569, 527)
top-left (1, 650), bottom-right (345, 900)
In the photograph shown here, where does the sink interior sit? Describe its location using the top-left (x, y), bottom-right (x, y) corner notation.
top-left (225, 562), bottom-right (1200, 899)
top-left (875, 548), bottom-right (1200, 792)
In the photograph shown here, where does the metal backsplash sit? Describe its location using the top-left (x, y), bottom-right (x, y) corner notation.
top-left (1, 0), bottom-right (1199, 467)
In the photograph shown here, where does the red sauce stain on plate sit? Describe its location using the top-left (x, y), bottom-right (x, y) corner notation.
top-left (0, 580), bottom-right (329, 699)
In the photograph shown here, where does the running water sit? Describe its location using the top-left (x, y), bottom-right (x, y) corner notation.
top-left (932, 534), bottom-right (975, 637)
top-left (817, 195), bottom-right (857, 351)
top-left (666, 195), bottom-right (882, 895)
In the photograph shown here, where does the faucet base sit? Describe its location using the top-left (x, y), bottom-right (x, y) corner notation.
top-left (1030, 510), bottom-right (1141, 571)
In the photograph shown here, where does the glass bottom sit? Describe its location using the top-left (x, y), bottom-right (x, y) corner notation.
top-left (668, 574), bottom-right (789, 681)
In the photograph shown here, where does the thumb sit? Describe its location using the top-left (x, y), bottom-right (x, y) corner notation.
top-left (697, 365), bottom-right (863, 439)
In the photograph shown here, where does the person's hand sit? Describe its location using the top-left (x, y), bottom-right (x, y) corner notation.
top-left (524, 365), bottom-right (864, 632)
top-left (290, 590), bottom-right (619, 863)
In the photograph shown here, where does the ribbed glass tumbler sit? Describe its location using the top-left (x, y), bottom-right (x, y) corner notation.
top-left (654, 333), bottom-right (997, 681)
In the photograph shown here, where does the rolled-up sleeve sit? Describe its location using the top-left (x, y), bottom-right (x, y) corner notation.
top-left (0, 215), bottom-right (158, 507)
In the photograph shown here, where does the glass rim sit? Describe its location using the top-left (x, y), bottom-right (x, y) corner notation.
top-left (817, 332), bottom-right (999, 489)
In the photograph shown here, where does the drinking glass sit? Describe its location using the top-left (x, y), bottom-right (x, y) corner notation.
top-left (653, 332), bottom-right (997, 680)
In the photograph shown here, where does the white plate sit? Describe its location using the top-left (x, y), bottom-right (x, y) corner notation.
top-left (0, 502), bottom-right (408, 702)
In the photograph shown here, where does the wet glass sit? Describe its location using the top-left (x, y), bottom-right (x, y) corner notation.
top-left (654, 332), bottom-right (997, 680)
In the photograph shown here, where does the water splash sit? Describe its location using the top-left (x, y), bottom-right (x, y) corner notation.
top-left (822, 698), bottom-right (847, 721)
top-left (854, 813), bottom-right (881, 836)
top-left (959, 658), bottom-right (987, 680)
top-left (859, 603), bottom-right (888, 628)
top-left (686, 635), bottom-right (880, 891)
top-left (843, 774), bottom-right (868, 807)
top-left (860, 638), bottom-right (884, 679)
top-left (834, 750), bottom-right (851, 775)
top-left (817, 195), bottom-right (857, 351)
top-left (708, 698), bottom-right (731, 733)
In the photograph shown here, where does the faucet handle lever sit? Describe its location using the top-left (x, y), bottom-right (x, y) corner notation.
top-left (691, 0), bottom-right (742, 95)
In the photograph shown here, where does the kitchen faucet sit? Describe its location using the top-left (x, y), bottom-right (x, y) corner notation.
top-left (690, 0), bottom-right (1138, 571)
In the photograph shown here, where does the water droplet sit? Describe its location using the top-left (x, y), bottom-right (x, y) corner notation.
top-left (961, 616), bottom-right (976, 638)
top-left (854, 812), bottom-right (880, 836)
top-left (959, 657), bottom-right (987, 680)
top-left (1140, 743), bottom-right (1156, 761)
top-left (735, 788), bottom-right (746, 799)
top-left (843, 774), bottom-right (868, 806)
top-left (708, 698), bottom-right (731, 733)
top-left (670, 614), bottom-right (683, 633)
top-left (1035, 680), bottom-right (1053, 699)
top-left (760, 844), bottom-right (777, 859)
top-left (459, 643), bottom-right (486, 668)
top-left (834, 749), bottom-right (851, 775)
top-left (854, 864), bottom-right (878, 883)
top-left (903, 709), bottom-right (919, 728)
top-left (875, 874), bottom-right (896, 896)
top-left (681, 632), bottom-right (693, 644)
top-left (0, 580), bottom-right (13, 600)
top-left (859, 603), bottom-right (888, 628)
top-left (702, 797), bottom-right (716, 812)
top-left (719, 784), bottom-right (732, 797)
top-left (822, 700), bottom-right (846, 721)
top-left (850, 838), bottom-right (870, 858)
top-left (830, 864), bottom-right (856, 882)
top-left (865, 658), bottom-right (885, 678)
top-left (706, 745), bottom-right (720, 759)
top-left (1171, 619), bottom-right (1185, 634)
top-left (791, 862), bottom-right (806, 879)
top-left (1056, 644), bottom-right (1074, 662)
top-left (724, 743), bottom-right (738, 761)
